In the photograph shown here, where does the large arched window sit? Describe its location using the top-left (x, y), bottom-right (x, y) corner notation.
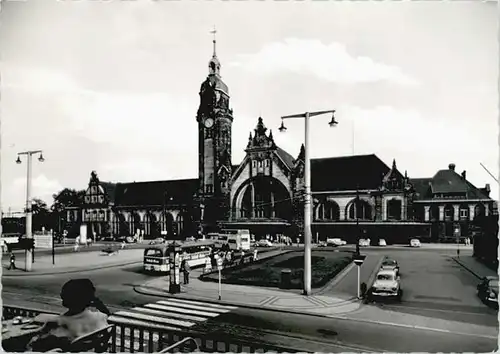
top-left (235, 177), bottom-right (292, 220)
top-left (160, 212), bottom-right (175, 236)
top-left (429, 205), bottom-right (439, 222)
top-left (176, 213), bottom-right (184, 235)
top-left (316, 201), bottom-right (340, 221)
top-left (347, 199), bottom-right (372, 220)
top-left (387, 199), bottom-right (402, 220)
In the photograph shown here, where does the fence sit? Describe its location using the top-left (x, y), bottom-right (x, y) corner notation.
top-left (2, 305), bottom-right (300, 353)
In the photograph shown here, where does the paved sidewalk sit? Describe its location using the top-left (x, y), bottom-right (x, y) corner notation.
top-left (2, 248), bottom-right (143, 276)
top-left (452, 255), bottom-right (498, 280)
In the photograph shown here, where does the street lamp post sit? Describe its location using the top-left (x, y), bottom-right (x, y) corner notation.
top-left (279, 110), bottom-right (338, 296)
top-left (355, 186), bottom-right (360, 256)
top-left (16, 150), bottom-right (45, 272)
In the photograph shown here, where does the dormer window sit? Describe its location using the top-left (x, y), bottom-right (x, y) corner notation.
top-left (265, 159), bottom-right (270, 167)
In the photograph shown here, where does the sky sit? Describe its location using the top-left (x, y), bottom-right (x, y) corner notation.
top-left (1, 0), bottom-right (498, 212)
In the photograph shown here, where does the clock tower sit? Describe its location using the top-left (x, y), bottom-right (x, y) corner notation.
top-left (196, 29), bottom-right (233, 232)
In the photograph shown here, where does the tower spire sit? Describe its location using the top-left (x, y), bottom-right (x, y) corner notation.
top-left (208, 26), bottom-right (221, 76)
top-left (210, 26), bottom-right (217, 58)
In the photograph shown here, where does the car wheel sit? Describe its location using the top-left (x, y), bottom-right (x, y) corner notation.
top-left (397, 289), bottom-right (403, 302)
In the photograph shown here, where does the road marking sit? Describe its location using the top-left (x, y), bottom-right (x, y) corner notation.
top-left (131, 307), bottom-right (207, 322)
top-left (112, 311), bottom-right (196, 328)
top-left (327, 315), bottom-right (498, 339)
top-left (156, 299), bottom-right (232, 313)
top-left (163, 297), bottom-right (238, 310)
top-left (145, 303), bottom-right (221, 317)
top-left (381, 304), bottom-right (497, 317)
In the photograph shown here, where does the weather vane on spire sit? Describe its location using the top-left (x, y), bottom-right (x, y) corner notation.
top-left (210, 25), bottom-right (217, 57)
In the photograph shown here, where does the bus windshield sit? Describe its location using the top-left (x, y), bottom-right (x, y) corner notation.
top-left (145, 249), bottom-right (164, 257)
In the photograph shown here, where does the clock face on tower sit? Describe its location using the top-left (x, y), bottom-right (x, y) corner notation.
top-left (204, 117), bottom-right (214, 128)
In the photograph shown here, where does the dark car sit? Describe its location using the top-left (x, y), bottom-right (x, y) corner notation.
top-left (477, 276), bottom-right (499, 308)
top-left (380, 258), bottom-right (400, 276)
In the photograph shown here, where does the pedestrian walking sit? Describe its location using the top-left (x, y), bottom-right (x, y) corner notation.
top-left (204, 256), bottom-right (212, 273)
top-left (181, 259), bottom-right (191, 284)
top-left (121, 241), bottom-right (126, 249)
top-left (253, 249), bottom-right (258, 262)
top-left (74, 238), bottom-right (80, 252)
top-left (240, 250), bottom-right (245, 265)
top-left (7, 252), bottom-right (16, 270)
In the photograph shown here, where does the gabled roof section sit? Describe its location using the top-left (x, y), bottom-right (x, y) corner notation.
top-left (431, 169), bottom-right (469, 194)
top-left (114, 178), bottom-right (198, 207)
top-left (275, 146), bottom-right (295, 169)
top-left (410, 178), bottom-right (433, 200)
top-left (99, 182), bottom-right (117, 203)
top-left (311, 154), bottom-right (390, 192)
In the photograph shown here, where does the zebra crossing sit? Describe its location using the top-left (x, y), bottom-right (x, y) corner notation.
top-left (108, 298), bottom-right (238, 351)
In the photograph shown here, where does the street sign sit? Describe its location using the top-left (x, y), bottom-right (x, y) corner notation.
top-left (353, 254), bottom-right (366, 266)
top-left (217, 257), bottom-right (223, 270)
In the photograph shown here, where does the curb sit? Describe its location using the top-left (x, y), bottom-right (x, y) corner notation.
top-left (133, 283), bottom-right (360, 319)
top-left (450, 257), bottom-right (482, 280)
top-left (1, 260), bottom-right (142, 277)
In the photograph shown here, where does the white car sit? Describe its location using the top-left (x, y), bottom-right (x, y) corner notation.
top-left (410, 238), bottom-right (421, 247)
top-left (371, 269), bottom-right (402, 300)
top-left (359, 239), bottom-right (370, 247)
top-left (257, 239), bottom-right (273, 247)
top-left (326, 238), bottom-right (347, 246)
top-left (378, 239), bottom-right (387, 246)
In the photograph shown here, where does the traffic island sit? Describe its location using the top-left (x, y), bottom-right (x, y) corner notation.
top-left (199, 250), bottom-right (353, 290)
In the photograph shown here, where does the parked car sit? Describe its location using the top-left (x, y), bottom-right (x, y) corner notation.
top-left (317, 241), bottom-right (327, 247)
top-left (380, 258), bottom-right (400, 276)
top-left (186, 236), bottom-right (196, 242)
top-left (327, 238), bottom-right (347, 246)
top-left (410, 238), bottom-right (421, 247)
top-left (257, 239), bottom-right (273, 247)
top-left (378, 239), bottom-right (387, 246)
top-left (359, 239), bottom-right (370, 247)
top-left (477, 276), bottom-right (499, 308)
top-left (370, 269), bottom-right (402, 301)
top-left (149, 237), bottom-right (166, 245)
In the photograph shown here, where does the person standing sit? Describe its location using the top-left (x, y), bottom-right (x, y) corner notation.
top-left (74, 237), bottom-right (80, 252)
top-left (253, 249), bottom-right (258, 262)
top-left (240, 250), bottom-right (245, 265)
top-left (181, 259), bottom-right (191, 285)
top-left (7, 251), bottom-right (16, 270)
top-left (204, 256), bottom-right (212, 274)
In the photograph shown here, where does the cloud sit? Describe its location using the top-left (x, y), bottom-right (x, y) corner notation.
top-left (230, 38), bottom-right (419, 86)
top-left (13, 174), bottom-right (63, 204)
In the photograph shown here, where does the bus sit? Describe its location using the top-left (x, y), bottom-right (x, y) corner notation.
top-left (220, 229), bottom-right (251, 251)
top-left (143, 240), bottom-right (215, 273)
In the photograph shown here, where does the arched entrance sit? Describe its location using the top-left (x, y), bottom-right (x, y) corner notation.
top-left (346, 199), bottom-right (373, 220)
top-left (160, 212), bottom-right (175, 238)
top-left (234, 176), bottom-right (292, 220)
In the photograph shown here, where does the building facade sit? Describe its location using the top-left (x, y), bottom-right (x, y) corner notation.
top-left (65, 39), bottom-right (495, 243)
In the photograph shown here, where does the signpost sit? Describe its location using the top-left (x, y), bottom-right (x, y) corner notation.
top-left (353, 254), bottom-right (366, 299)
top-left (217, 257), bottom-right (223, 300)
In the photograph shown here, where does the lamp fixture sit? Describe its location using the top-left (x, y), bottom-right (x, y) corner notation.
top-left (16, 156), bottom-right (21, 164)
top-left (278, 120), bottom-right (287, 133)
top-left (328, 111), bottom-right (338, 128)
top-left (38, 153), bottom-right (45, 162)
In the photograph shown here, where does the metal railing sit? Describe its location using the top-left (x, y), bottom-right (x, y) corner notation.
top-left (2, 305), bottom-right (300, 353)
top-left (159, 337), bottom-right (199, 353)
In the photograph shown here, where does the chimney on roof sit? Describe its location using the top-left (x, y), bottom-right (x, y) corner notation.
top-left (448, 163), bottom-right (455, 171)
top-left (485, 183), bottom-right (491, 192)
top-left (461, 170), bottom-right (466, 179)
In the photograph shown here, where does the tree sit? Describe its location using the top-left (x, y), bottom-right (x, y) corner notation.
top-left (51, 188), bottom-right (85, 213)
top-left (31, 198), bottom-right (52, 231)
top-left (51, 188), bottom-right (85, 235)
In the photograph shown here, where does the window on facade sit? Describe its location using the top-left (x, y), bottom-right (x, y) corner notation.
top-left (444, 208), bottom-right (453, 217)
top-left (348, 200), bottom-right (372, 220)
top-left (460, 209), bottom-right (468, 219)
top-left (265, 159), bottom-right (270, 167)
top-left (253, 161), bottom-right (257, 168)
top-left (387, 199), bottom-right (402, 220)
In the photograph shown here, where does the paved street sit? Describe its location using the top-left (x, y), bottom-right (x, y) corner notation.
top-left (2, 246), bottom-right (498, 352)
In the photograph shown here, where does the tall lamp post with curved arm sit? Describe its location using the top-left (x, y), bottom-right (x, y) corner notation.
top-left (16, 150), bottom-right (45, 272)
top-left (279, 110), bottom-right (338, 296)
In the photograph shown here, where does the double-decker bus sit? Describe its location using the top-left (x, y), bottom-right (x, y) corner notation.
top-left (143, 240), bottom-right (215, 273)
top-left (218, 229), bottom-right (251, 251)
